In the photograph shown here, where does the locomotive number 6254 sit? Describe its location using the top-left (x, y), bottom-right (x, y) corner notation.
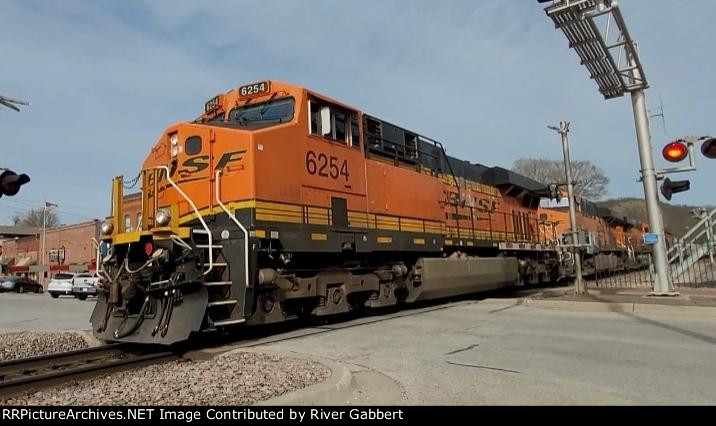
top-left (305, 150), bottom-right (349, 182)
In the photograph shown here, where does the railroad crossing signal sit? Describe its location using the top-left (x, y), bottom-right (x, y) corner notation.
top-left (0, 169), bottom-right (30, 198)
top-left (662, 141), bottom-right (689, 163)
top-left (660, 178), bottom-right (690, 201)
top-left (701, 138), bottom-right (716, 159)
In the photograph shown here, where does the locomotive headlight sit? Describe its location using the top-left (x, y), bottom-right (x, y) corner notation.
top-left (156, 209), bottom-right (171, 227)
top-left (169, 133), bottom-right (179, 158)
top-left (101, 220), bottom-right (114, 235)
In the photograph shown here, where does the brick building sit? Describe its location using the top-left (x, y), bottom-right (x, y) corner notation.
top-left (1, 193), bottom-right (143, 287)
top-left (0, 220), bottom-right (100, 286)
top-left (122, 192), bottom-right (142, 232)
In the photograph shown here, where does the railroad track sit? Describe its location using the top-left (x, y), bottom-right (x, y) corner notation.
top-left (0, 344), bottom-right (179, 398)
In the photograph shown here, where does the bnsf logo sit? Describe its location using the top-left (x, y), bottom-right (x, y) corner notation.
top-left (174, 149), bottom-right (247, 177)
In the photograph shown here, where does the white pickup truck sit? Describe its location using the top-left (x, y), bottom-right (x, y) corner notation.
top-left (71, 273), bottom-right (102, 300)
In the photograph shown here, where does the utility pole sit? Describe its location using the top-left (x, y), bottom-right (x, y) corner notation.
top-left (539, 0), bottom-right (677, 296)
top-left (41, 201), bottom-right (57, 286)
top-left (549, 121), bottom-right (586, 296)
top-left (629, 70), bottom-right (674, 295)
top-left (41, 203), bottom-right (47, 285)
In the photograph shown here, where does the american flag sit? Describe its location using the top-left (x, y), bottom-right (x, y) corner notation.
top-left (45, 202), bottom-right (58, 209)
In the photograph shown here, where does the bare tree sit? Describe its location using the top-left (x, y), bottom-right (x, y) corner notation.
top-left (11, 208), bottom-right (60, 228)
top-left (512, 158), bottom-right (609, 200)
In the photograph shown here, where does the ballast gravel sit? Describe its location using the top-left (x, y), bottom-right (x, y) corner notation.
top-left (3, 350), bottom-right (330, 406)
top-left (0, 331), bottom-right (90, 361)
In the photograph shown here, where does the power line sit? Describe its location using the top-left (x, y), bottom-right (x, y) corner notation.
top-left (0, 203), bottom-right (98, 222)
top-left (1, 198), bottom-right (104, 219)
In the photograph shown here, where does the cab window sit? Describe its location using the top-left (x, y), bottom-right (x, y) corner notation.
top-left (350, 118), bottom-right (361, 149)
top-left (309, 99), bottom-right (360, 149)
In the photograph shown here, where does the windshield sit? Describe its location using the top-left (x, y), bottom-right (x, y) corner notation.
top-left (222, 97), bottom-right (295, 130)
top-left (53, 273), bottom-right (74, 280)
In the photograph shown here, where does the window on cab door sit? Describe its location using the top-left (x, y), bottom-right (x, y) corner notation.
top-left (309, 99), bottom-right (361, 149)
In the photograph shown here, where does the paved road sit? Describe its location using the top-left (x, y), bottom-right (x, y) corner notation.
top-left (3, 289), bottom-right (716, 404)
top-left (0, 293), bottom-right (95, 332)
top-left (260, 299), bottom-right (716, 405)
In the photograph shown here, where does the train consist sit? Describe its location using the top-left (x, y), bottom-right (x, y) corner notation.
top-left (92, 81), bottom-right (651, 344)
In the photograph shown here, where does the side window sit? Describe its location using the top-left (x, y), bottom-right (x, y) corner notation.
top-left (308, 98), bottom-right (357, 146)
top-left (136, 213), bottom-right (142, 230)
top-left (124, 215), bottom-right (131, 232)
top-left (309, 101), bottom-right (321, 136)
top-left (350, 118), bottom-right (361, 149)
top-left (333, 111), bottom-right (346, 142)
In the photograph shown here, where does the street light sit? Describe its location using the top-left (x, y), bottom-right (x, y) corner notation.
top-left (539, 0), bottom-right (677, 296)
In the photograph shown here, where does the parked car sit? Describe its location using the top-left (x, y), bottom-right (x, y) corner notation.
top-left (71, 273), bottom-right (102, 300)
top-left (47, 272), bottom-right (78, 298)
top-left (0, 276), bottom-right (43, 294)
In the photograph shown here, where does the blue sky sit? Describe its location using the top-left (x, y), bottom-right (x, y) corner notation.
top-left (1, 0), bottom-right (714, 224)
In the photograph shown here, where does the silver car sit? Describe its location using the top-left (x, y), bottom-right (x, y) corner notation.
top-left (48, 272), bottom-right (78, 298)
top-left (71, 273), bottom-right (101, 300)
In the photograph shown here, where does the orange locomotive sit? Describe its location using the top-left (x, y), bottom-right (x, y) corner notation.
top-left (94, 80), bottom-right (569, 344)
top-left (539, 199), bottom-right (651, 276)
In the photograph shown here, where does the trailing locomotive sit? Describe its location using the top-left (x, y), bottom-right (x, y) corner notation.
top-left (92, 81), bottom-right (637, 344)
top-left (539, 200), bottom-right (652, 277)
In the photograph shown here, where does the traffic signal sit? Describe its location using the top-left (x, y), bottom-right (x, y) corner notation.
top-left (662, 140), bottom-right (688, 163)
top-left (0, 170), bottom-right (30, 198)
top-left (701, 138), bottom-right (716, 159)
top-left (660, 178), bottom-right (690, 201)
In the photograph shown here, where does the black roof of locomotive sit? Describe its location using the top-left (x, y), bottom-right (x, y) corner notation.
top-left (443, 155), bottom-right (549, 197)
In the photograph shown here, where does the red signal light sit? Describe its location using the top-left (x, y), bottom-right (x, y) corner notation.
top-left (662, 141), bottom-right (688, 163)
top-left (144, 242), bottom-right (154, 256)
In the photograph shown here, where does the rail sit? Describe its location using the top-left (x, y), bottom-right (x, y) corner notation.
top-left (0, 344), bottom-right (177, 397)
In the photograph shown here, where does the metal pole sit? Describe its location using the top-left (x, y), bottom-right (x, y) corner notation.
top-left (41, 204), bottom-right (47, 287)
top-left (630, 87), bottom-right (676, 295)
top-left (550, 121), bottom-right (586, 295)
top-left (706, 215), bottom-right (714, 265)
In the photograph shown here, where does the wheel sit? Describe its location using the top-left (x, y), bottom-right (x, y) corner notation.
top-left (34, 286), bottom-right (42, 294)
top-left (17, 285), bottom-right (25, 294)
top-left (77, 294), bottom-right (88, 301)
top-left (50, 292), bottom-right (59, 299)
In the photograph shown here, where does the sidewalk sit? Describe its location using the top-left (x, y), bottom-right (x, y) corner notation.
top-left (487, 285), bottom-right (716, 316)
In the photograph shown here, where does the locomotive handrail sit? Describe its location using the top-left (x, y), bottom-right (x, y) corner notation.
top-left (155, 165), bottom-right (214, 276)
top-left (215, 170), bottom-right (250, 288)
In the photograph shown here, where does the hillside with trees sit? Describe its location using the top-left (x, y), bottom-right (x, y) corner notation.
top-left (598, 198), bottom-right (711, 238)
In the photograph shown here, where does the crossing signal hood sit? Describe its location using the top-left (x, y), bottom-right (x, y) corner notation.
top-left (0, 170), bottom-right (30, 198)
top-left (660, 178), bottom-right (690, 201)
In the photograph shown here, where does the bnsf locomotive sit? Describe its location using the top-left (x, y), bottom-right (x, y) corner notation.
top-left (92, 81), bottom-right (644, 344)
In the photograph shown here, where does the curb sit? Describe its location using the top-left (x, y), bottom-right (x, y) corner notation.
top-left (481, 297), bottom-right (716, 317)
top-left (238, 349), bottom-right (356, 406)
